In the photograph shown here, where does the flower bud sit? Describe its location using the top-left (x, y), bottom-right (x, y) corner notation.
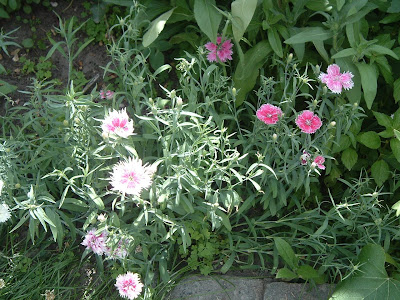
top-left (63, 120), bottom-right (69, 126)
top-left (315, 64), bottom-right (320, 74)
top-left (15, 183), bottom-right (21, 189)
top-left (176, 96), bottom-right (183, 108)
top-left (323, 86), bottom-right (328, 95)
top-left (287, 53), bottom-right (293, 64)
top-left (330, 121), bottom-right (336, 127)
top-left (353, 102), bottom-right (358, 108)
top-left (313, 100), bottom-right (318, 107)
top-left (102, 132), bottom-right (109, 140)
top-left (232, 87), bottom-right (237, 97)
top-left (272, 133), bottom-right (278, 142)
top-left (74, 117), bottom-right (80, 124)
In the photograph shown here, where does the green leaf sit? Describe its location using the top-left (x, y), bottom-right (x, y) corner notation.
top-left (358, 131), bottom-right (381, 149)
top-left (0, 8), bottom-right (10, 19)
top-left (86, 186), bottom-right (104, 209)
top-left (371, 160), bottom-right (390, 186)
top-left (276, 268), bottom-right (298, 280)
top-left (143, 8), bottom-right (175, 48)
top-left (394, 129), bottom-right (400, 141)
top-left (22, 38), bottom-right (34, 48)
top-left (392, 200), bottom-right (400, 217)
top-left (368, 44), bottom-right (399, 60)
top-left (356, 62), bottom-right (378, 109)
top-left (274, 237), bottom-right (299, 270)
top-left (331, 244), bottom-right (400, 300)
top-left (394, 78), bottom-right (400, 103)
top-left (194, 0), bottom-right (221, 43)
top-left (297, 265), bottom-right (325, 284)
top-left (284, 27), bottom-right (333, 44)
top-left (0, 79), bottom-right (17, 95)
top-left (231, 0), bottom-right (257, 43)
top-left (341, 148), bottom-right (358, 170)
top-left (221, 253), bottom-right (235, 274)
top-left (233, 40), bottom-right (272, 106)
top-left (268, 27), bottom-right (283, 58)
top-left (373, 111), bottom-right (393, 129)
top-left (331, 48), bottom-right (357, 59)
top-left (313, 40), bottom-right (329, 63)
top-left (8, 0), bottom-right (17, 10)
top-left (390, 138), bottom-right (400, 163)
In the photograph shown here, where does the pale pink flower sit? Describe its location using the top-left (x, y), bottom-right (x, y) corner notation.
top-left (115, 272), bottom-right (144, 300)
top-left (101, 109), bottom-right (134, 139)
top-left (110, 157), bottom-right (155, 196)
top-left (100, 90), bottom-right (115, 100)
top-left (81, 228), bottom-right (108, 255)
top-left (295, 110), bottom-right (322, 134)
top-left (107, 239), bottom-right (129, 259)
top-left (313, 155), bottom-right (325, 170)
top-left (205, 36), bottom-right (233, 63)
top-left (319, 64), bottom-right (354, 94)
top-left (0, 203), bottom-right (11, 223)
top-left (256, 104), bottom-right (283, 125)
top-left (300, 151), bottom-right (311, 165)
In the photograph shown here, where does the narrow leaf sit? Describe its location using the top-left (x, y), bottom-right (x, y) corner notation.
top-left (356, 62), bottom-right (377, 109)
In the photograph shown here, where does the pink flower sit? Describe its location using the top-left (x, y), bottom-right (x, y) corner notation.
top-left (204, 36), bottom-right (233, 63)
top-left (295, 110), bottom-right (322, 134)
top-left (100, 90), bottom-right (115, 100)
top-left (256, 104), bottom-right (283, 125)
top-left (107, 239), bottom-right (129, 259)
top-left (101, 109), bottom-right (134, 139)
top-left (110, 157), bottom-right (155, 196)
top-left (313, 155), bottom-right (325, 170)
top-left (319, 64), bottom-right (354, 94)
top-left (300, 151), bottom-right (311, 165)
top-left (81, 228), bottom-right (108, 255)
top-left (115, 272), bottom-right (144, 300)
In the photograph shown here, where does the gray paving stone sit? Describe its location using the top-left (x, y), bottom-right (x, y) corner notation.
top-left (263, 282), bottom-right (335, 300)
top-left (167, 275), bottom-right (265, 300)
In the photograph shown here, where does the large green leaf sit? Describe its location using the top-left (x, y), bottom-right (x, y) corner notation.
top-left (231, 0), bottom-right (257, 43)
top-left (371, 160), bottom-right (390, 186)
top-left (356, 62), bottom-right (378, 109)
top-left (373, 111), bottom-right (393, 129)
top-left (358, 131), bottom-right (381, 149)
top-left (274, 237), bottom-right (299, 270)
top-left (390, 138), bottom-right (400, 163)
top-left (194, 0), bottom-right (221, 43)
top-left (394, 78), bottom-right (400, 103)
top-left (268, 27), bottom-right (283, 58)
top-left (0, 79), bottom-right (17, 95)
top-left (341, 148), bottom-right (358, 170)
top-left (233, 40), bottom-right (272, 106)
top-left (143, 8), bottom-right (175, 47)
top-left (331, 244), bottom-right (400, 300)
top-left (284, 27), bottom-right (333, 44)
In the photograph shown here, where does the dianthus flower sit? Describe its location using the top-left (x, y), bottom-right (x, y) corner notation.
top-left (100, 90), bottom-right (114, 100)
top-left (295, 110), bottom-right (322, 134)
top-left (115, 272), bottom-right (144, 300)
top-left (110, 157), bottom-right (155, 196)
top-left (101, 109), bottom-right (134, 139)
top-left (107, 239), bottom-right (129, 259)
top-left (313, 155), bottom-right (325, 170)
top-left (0, 203), bottom-right (11, 223)
top-left (81, 228), bottom-right (108, 255)
top-left (204, 36), bottom-right (233, 63)
top-left (256, 104), bottom-right (283, 125)
top-left (319, 64), bottom-right (354, 94)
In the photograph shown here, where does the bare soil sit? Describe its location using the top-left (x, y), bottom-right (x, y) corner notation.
top-left (0, 1), bottom-right (112, 111)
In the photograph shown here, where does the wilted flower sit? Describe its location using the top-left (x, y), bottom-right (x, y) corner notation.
top-left (110, 157), bottom-right (155, 196)
top-left (300, 151), bottom-right (311, 165)
top-left (115, 272), bottom-right (144, 300)
top-left (81, 228), bottom-right (108, 255)
top-left (100, 90), bottom-right (115, 100)
top-left (41, 289), bottom-right (55, 300)
top-left (101, 109), bottom-right (134, 139)
top-left (313, 155), bottom-right (326, 170)
top-left (204, 36), bottom-right (233, 63)
top-left (295, 110), bottom-right (322, 134)
top-left (0, 278), bottom-right (5, 289)
top-left (0, 203), bottom-right (11, 223)
top-left (256, 104), bottom-right (283, 125)
top-left (107, 239), bottom-right (129, 259)
top-left (319, 64), bottom-right (354, 94)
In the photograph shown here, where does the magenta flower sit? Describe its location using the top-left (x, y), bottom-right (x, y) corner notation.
top-left (100, 90), bottom-right (115, 100)
top-left (256, 104), bottom-right (283, 125)
top-left (115, 272), bottom-right (144, 300)
top-left (204, 36), bottom-right (233, 63)
top-left (110, 157), bottom-right (155, 196)
top-left (295, 110), bottom-right (322, 134)
top-left (101, 109), bottom-right (134, 139)
top-left (313, 156), bottom-right (325, 170)
top-left (319, 64), bottom-right (354, 94)
top-left (300, 151), bottom-right (311, 165)
top-left (81, 228), bottom-right (109, 255)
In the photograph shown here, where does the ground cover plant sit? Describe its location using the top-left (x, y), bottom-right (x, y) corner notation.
top-left (2, 0), bottom-right (400, 299)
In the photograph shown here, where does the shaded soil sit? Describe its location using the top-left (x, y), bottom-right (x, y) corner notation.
top-left (0, 1), bottom-right (112, 111)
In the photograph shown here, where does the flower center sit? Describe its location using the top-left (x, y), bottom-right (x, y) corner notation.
top-left (305, 119), bottom-right (312, 126)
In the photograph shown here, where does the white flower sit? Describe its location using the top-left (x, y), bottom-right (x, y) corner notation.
top-left (0, 203), bottom-right (11, 223)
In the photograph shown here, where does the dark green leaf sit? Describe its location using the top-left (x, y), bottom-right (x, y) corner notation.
top-left (284, 27), bottom-right (333, 44)
top-left (390, 138), bottom-right (400, 163)
top-left (332, 48), bottom-right (357, 59)
top-left (373, 111), bottom-right (393, 129)
top-left (394, 78), bottom-right (400, 102)
top-left (341, 148), bottom-right (358, 171)
top-left (276, 268), bottom-right (297, 280)
top-left (356, 62), bottom-right (377, 109)
top-left (231, 0), bottom-right (257, 43)
top-left (274, 237), bottom-right (299, 270)
top-left (194, 0), bottom-right (221, 43)
top-left (268, 27), bottom-right (283, 58)
top-left (358, 131), bottom-right (381, 149)
top-left (371, 160), bottom-right (390, 186)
